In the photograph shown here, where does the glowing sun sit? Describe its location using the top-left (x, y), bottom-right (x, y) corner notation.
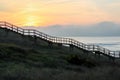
top-left (24, 15), bottom-right (39, 26)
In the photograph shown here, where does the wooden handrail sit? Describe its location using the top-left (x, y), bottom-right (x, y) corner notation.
top-left (0, 21), bottom-right (120, 58)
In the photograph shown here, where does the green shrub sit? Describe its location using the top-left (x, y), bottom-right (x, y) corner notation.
top-left (66, 54), bottom-right (96, 68)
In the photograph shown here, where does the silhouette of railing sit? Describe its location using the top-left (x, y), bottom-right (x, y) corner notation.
top-left (0, 21), bottom-right (120, 58)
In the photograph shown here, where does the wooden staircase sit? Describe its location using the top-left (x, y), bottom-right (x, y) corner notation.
top-left (0, 21), bottom-right (120, 59)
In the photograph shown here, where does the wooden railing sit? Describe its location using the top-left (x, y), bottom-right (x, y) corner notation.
top-left (0, 21), bottom-right (120, 58)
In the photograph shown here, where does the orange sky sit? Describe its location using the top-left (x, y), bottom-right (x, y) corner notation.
top-left (0, 0), bottom-right (120, 26)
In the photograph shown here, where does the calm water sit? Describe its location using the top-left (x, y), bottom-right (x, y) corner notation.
top-left (68, 37), bottom-right (120, 51)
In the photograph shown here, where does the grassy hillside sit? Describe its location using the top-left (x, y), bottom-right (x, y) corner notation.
top-left (0, 28), bottom-right (120, 80)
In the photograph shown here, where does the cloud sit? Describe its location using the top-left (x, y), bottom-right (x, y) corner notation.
top-left (0, 0), bottom-right (119, 26)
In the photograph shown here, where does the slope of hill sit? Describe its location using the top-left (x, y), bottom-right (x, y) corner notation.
top-left (0, 25), bottom-right (120, 80)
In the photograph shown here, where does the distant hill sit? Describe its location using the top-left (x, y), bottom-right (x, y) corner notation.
top-left (28, 21), bottom-right (120, 36)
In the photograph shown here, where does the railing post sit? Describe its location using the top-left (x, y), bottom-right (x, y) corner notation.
top-left (33, 30), bottom-right (36, 36)
top-left (70, 39), bottom-right (72, 45)
top-left (87, 45), bottom-right (89, 51)
top-left (81, 43), bottom-right (83, 48)
top-left (23, 29), bottom-right (24, 35)
top-left (4, 21), bottom-right (6, 27)
top-left (17, 27), bottom-right (18, 32)
top-left (97, 46), bottom-right (99, 51)
top-left (119, 51), bottom-right (120, 58)
top-left (28, 29), bottom-right (30, 35)
top-left (11, 24), bottom-right (13, 30)
top-left (108, 50), bottom-right (110, 56)
top-left (103, 48), bottom-right (105, 54)
top-left (114, 51), bottom-right (115, 57)
top-left (85, 45), bottom-right (87, 50)
top-left (93, 45), bottom-right (95, 51)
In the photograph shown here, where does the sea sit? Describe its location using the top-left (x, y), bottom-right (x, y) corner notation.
top-left (68, 37), bottom-right (120, 51)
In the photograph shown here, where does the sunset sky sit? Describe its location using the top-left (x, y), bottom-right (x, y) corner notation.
top-left (0, 0), bottom-right (120, 26)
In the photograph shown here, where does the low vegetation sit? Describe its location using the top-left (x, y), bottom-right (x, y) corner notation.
top-left (0, 28), bottom-right (120, 80)
top-left (0, 43), bottom-right (120, 80)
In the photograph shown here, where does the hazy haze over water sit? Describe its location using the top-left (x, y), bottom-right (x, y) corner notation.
top-left (69, 37), bottom-right (120, 51)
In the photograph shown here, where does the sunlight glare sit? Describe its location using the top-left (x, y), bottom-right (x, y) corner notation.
top-left (24, 15), bottom-right (39, 26)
